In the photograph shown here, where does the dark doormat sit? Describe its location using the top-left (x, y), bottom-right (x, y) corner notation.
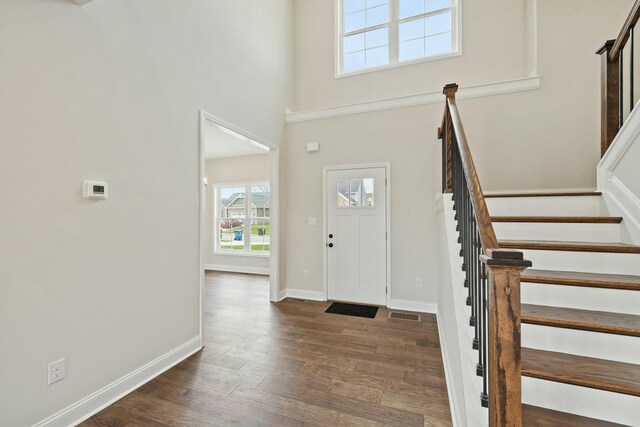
top-left (325, 302), bottom-right (378, 319)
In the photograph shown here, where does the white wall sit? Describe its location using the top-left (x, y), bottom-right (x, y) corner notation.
top-left (285, 1), bottom-right (631, 309)
top-left (204, 154), bottom-right (270, 273)
top-left (0, 1), bottom-right (292, 425)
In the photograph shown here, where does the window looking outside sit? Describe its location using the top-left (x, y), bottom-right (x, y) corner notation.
top-left (339, 0), bottom-right (458, 75)
top-left (216, 184), bottom-right (270, 254)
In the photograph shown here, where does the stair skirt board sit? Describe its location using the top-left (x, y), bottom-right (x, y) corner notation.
top-left (522, 377), bottom-right (640, 426)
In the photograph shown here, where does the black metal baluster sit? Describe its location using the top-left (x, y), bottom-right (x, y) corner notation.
top-left (632, 26), bottom-right (635, 113)
top-left (621, 47), bottom-right (625, 126)
top-left (480, 260), bottom-right (489, 408)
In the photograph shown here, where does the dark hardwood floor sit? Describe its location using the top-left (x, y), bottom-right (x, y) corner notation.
top-left (81, 271), bottom-right (452, 426)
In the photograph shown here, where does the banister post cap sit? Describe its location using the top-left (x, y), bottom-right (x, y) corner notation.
top-left (443, 83), bottom-right (459, 98)
top-left (596, 39), bottom-right (616, 55)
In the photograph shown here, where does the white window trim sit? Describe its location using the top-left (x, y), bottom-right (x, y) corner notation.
top-left (214, 182), bottom-right (270, 256)
top-left (334, 0), bottom-right (462, 78)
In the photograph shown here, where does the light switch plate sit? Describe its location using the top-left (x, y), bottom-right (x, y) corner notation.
top-left (308, 217), bottom-right (317, 226)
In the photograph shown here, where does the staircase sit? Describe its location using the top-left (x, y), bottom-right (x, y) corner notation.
top-left (486, 191), bottom-right (640, 425)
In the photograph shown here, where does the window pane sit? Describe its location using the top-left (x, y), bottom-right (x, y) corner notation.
top-left (251, 184), bottom-right (270, 218)
top-left (400, 38), bottom-right (425, 61)
top-left (350, 179), bottom-right (362, 206)
top-left (426, 0), bottom-right (451, 13)
top-left (344, 50), bottom-right (366, 72)
top-left (366, 46), bottom-right (388, 67)
top-left (363, 178), bottom-right (375, 206)
top-left (365, 27), bottom-right (387, 49)
top-left (344, 0), bottom-right (365, 14)
top-left (219, 219), bottom-right (244, 251)
top-left (338, 179), bottom-right (350, 206)
top-left (366, 0), bottom-right (387, 8)
top-left (344, 10), bottom-right (366, 32)
top-left (400, 18), bottom-right (425, 41)
top-left (425, 11), bottom-right (451, 36)
top-left (366, 5), bottom-right (388, 27)
top-left (219, 186), bottom-right (245, 218)
top-left (344, 33), bottom-right (365, 54)
top-left (425, 31), bottom-right (451, 55)
top-left (399, 0), bottom-right (424, 19)
top-left (250, 220), bottom-right (270, 252)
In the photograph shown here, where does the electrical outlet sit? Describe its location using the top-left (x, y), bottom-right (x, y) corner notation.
top-left (303, 270), bottom-right (310, 279)
top-left (48, 358), bottom-right (66, 385)
top-left (416, 278), bottom-right (423, 288)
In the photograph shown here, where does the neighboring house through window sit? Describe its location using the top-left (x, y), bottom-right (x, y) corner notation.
top-left (215, 183), bottom-right (270, 254)
top-left (338, 0), bottom-right (460, 75)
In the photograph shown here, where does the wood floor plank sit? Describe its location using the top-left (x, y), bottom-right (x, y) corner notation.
top-left (81, 272), bottom-right (452, 426)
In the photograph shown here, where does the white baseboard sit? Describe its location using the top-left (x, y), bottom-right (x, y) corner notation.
top-left (204, 263), bottom-right (269, 275)
top-left (34, 336), bottom-right (203, 427)
top-left (387, 299), bottom-right (438, 314)
top-left (278, 289), bottom-right (288, 301)
top-left (284, 288), bottom-right (326, 301)
top-left (437, 311), bottom-right (464, 427)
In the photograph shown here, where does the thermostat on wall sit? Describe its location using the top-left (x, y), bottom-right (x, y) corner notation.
top-left (83, 180), bottom-right (108, 200)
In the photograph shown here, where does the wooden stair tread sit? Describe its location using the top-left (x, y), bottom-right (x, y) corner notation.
top-left (522, 348), bottom-right (640, 396)
top-left (492, 216), bottom-right (622, 223)
top-left (485, 191), bottom-right (602, 198)
top-left (499, 239), bottom-right (640, 253)
top-left (522, 404), bottom-right (628, 426)
top-left (521, 269), bottom-right (640, 291)
top-left (522, 304), bottom-right (640, 337)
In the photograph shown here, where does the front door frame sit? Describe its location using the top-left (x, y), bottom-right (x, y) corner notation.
top-left (322, 163), bottom-right (391, 306)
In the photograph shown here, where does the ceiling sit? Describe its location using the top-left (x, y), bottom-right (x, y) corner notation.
top-left (204, 119), bottom-right (269, 159)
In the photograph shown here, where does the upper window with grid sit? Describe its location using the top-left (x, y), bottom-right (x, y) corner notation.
top-left (339, 0), bottom-right (459, 75)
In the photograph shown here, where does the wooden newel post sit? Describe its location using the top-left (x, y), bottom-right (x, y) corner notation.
top-left (441, 83), bottom-right (458, 193)
top-left (596, 40), bottom-right (621, 157)
top-left (481, 248), bottom-right (532, 427)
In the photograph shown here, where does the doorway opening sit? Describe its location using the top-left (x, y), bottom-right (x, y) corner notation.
top-left (198, 111), bottom-right (280, 338)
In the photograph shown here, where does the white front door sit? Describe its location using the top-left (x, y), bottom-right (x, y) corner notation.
top-left (326, 166), bottom-right (387, 306)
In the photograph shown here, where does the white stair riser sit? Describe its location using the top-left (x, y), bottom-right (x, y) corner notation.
top-left (522, 282), bottom-right (640, 315)
top-left (520, 249), bottom-right (640, 276)
top-left (522, 324), bottom-right (640, 364)
top-left (522, 378), bottom-right (640, 426)
top-left (493, 222), bottom-right (621, 243)
top-left (486, 196), bottom-right (606, 216)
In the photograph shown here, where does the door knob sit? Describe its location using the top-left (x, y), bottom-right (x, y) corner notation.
top-left (328, 243), bottom-right (334, 248)
top-left (329, 234), bottom-right (334, 238)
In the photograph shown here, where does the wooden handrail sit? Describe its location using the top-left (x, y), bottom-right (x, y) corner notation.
top-left (440, 83), bottom-right (531, 426)
top-left (442, 84), bottom-right (499, 250)
top-left (598, 0), bottom-right (640, 156)
top-left (609, 0), bottom-right (640, 61)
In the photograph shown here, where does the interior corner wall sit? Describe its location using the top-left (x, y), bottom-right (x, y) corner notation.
top-left (0, 0), bottom-right (293, 425)
top-left (204, 154), bottom-right (270, 273)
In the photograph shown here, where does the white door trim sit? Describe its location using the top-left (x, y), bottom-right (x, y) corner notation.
top-left (198, 111), bottom-right (281, 346)
top-left (323, 162), bottom-right (391, 307)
